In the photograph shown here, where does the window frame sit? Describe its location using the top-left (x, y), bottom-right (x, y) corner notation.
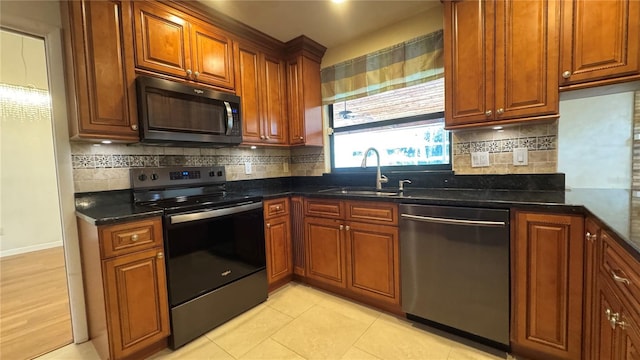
top-left (328, 104), bottom-right (452, 174)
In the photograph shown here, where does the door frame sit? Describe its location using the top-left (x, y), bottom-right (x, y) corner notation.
top-left (1, 14), bottom-right (88, 342)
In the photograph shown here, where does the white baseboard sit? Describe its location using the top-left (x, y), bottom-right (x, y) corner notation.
top-left (0, 241), bottom-right (63, 258)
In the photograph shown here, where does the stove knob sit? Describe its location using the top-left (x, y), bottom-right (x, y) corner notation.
top-left (150, 173), bottom-right (159, 181)
top-left (138, 174), bottom-right (147, 181)
top-left (209, 171), bottom-right (216, 177)
top-left (217, 171), bottom-right (223, 176)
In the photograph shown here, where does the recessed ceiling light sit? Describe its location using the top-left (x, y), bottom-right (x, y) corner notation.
top-left (101, 140), bottom-right (112, 144)
top-left (332, 0), bottom-right (345, 3)
top-left (250, 145), bottom-right (257, 149)
top-left (492, 126), bottom-right (503, 130)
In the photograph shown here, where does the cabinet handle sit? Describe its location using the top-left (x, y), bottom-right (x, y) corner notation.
top-left (157, 252), bottom-right (164, 259)
top-left (345, 225), bottom-right (350, 231)
top-left (131, 124), bottom-right (138, 131)
top-left (266, 223), bottom-right (271, 228)
top-left (562, 70), bottom-right (572, 79)
top-left (585, 231), bottom-right (597, 242)
top-left (611, 270), bottom-right (631, 286)
top-left (605, 309), bottom-right (626, 330)
top-left (186, 69), bottom-right (192, 77)
top-left (485, 110), bottom-right (492, 117)
top-left (194, 71), bottom-right (200, 78)
top-left (131, 234), bottom-right (139, 242)
top-left (496, 108), bottom-right (504, 115)
top-left (339, 225), bottom-right (344, 230)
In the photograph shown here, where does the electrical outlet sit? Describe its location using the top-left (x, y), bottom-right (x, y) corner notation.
top-left (513, 148), bottom-right (528, 166)
top-left (244, 161), bottom-right (252, 174)
top-left (471, 152), bottom-right (490, 167)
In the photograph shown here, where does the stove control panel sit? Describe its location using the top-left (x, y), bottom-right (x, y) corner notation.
top-left (130, 166), bottom-right (226, 189)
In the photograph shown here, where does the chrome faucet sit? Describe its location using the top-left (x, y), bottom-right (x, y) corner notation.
top-left (361, 147), bottom-right (388, 190)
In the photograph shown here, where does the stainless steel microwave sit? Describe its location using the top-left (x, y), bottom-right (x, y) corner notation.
top-left (136, 76), bottom-right (242, 147)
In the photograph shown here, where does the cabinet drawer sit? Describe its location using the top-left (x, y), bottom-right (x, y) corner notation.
top-left (304, 199), bottom-right (343, 219)
top-left (601, 231), bottom-right (640, 316)
top-left (264, 198), bottom-right (290, 219)
top-left (100, 218), bottom-right (163, 258)
top-left (346, 201), bottom-right (398, 226)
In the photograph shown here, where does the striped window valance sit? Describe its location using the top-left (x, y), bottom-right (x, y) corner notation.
top-left (320, 29), bottom-right (444, 105)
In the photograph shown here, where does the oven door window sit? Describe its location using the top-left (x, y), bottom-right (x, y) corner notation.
top-left (165, 207), bottom-right (265, 306)
top-left (146, 88), bottom-right (227, 134)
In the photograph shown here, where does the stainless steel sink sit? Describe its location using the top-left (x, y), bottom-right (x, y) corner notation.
top-left (318, 188), bottom-right (401, 197)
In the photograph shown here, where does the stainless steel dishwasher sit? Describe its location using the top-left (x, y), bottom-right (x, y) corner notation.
top-left (399, 204), bottom-right (510, 347)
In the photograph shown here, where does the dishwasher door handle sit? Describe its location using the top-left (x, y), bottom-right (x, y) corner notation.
top-left (400, 214), bottom-right (507, 227)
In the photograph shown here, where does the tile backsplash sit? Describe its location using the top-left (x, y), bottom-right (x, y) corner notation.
top-left (452, 121), bottom-right (558, 174)
top-left (71, 143), bottom-right (325, 193)
top-left (633, 91), bottom-right (640, 190)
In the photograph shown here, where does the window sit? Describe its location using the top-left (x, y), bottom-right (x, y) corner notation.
top-left (329, 77), bottom-right (450, 171)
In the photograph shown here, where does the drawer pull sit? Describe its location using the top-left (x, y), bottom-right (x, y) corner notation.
top-left (611, 270), bottom-right (631, 285)
top-left (131, 234), bottom-right (139, 242)
top-left (157, 252), bottom-right (164, 259)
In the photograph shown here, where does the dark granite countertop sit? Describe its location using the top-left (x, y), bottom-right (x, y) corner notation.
top-left (74, 179), bottom-right (639, 259)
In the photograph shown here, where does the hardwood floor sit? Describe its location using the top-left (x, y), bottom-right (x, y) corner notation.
top-left (0, 247), bottom-right (73, 359)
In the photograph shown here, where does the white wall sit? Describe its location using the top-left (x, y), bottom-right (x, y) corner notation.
top-left (0, 30), bottom-right (63, 256)
top-left (558, 82), bottom-right (639, 189)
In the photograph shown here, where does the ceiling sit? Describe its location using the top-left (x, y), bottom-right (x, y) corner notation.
top-left (198, 1), bottom-right (441, 49)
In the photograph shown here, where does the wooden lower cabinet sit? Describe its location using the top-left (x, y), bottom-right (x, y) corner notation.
top-left (511, 211), bottom-right (584, 360)
top-left (103, 248), bottom-right (170, 359)
top-left (345, 222), bottom-right (399, 305)
top-left (305, 216), bottom-right (347, 288)
top-left (77, 216), bottom-right (169, 360)
top-left (265, 215), bottom-right (293, 287)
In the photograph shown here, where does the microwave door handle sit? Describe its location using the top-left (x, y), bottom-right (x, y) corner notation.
top-left (224, 101), bottom-right (233, 135)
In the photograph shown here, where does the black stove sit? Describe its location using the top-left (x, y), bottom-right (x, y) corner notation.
top-left (130, 166), bottom-right (267, 349)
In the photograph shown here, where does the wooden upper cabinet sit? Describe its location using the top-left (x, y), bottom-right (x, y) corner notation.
top-left (512, 211), bottom-right (584, 360)
top-left (132, 1), bottom-right (234, 89)
top-left (286, 36), bottom-right (326, 146)
top-left (61, 0), bottom-right (138, 142)
top-left (234, 41), bottom-right (287, 145)
top-left (444, 0), bottom-right (559, 129)
top-left (560, 0), bottom-right (640, 89)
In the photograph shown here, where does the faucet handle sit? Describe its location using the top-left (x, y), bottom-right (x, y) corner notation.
top-left (379, 174), bottom-right (388, 183)
top-left (399, 179), bottom-right (412, 191)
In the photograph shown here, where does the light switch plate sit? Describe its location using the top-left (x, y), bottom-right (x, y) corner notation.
top-left (513, 148), bottom-right (528, 166)
top-left (471, 152), bottom-right (490, 167)
top-left (244, 161), bottom-right (252, 174)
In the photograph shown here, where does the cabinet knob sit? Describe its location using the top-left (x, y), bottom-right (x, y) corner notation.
top-left (562, 70), bottom-right (572, 79)
top-left (186, 69), bottom-right (193, 76)
top-left (276, 205), bottom-right (281, 210)
top-left (485, 110), bottom-right (492, 117)
top-left (605, 308), bottom-right (626, 330)
top-left (299, 136), bottom-right (304, 140)
top-left (131, 234), bottom-right (139, 242)
top-left (585, 231), bottom-right (597, 242)
top-left (131, 124), bottom-right (138, 131)
top-left (157, 252), bottom-right (164, 259)
top-left (345, 225), bottom-right (350, 231)
top-left (339, 225), bottom-right (344, 230)
top-left (266, 223), bottom-right (271, 228)
top-left (194, 71), bottom-right (200, 78)
top-left (260, 135), bottom-right (266, 139)
top-left (496, 108), bottom-right (504, 115)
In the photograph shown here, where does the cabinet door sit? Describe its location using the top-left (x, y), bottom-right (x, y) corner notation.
top-left (62, 0), bottom-right (138, 141)
top-left (512, 212), bottom-right (584, 360)
top-left (494, 0), bottom-right (559, 121)
top-left (584, 218), bottom-right (602, 360)
top-left (190, 21), bottom-right (234, 89)
top-left (265, 215), bottom-right (292, 286)
top-left (103, 248), bottom-right (169, 359)
top-left (560, 0), bottom-right (640, 88)
top-left (133, 1), bottom-right (191, 79)
top-left (287, 56), bottom-right (323, 146)
top-left (621, 310), bottom-right (640, 360)
top-left (444, 0), bottom-right (494, 127)
top-left (594, 277), bottom-right (622, 360)
top-left (234, 43), bottom-right (262, 143)
top-left (345, 222), bottom-right (399, 305)
top-left (261, 53), bottom-right (288, 145)
top-left (305, 217), bottom-right (346, 288)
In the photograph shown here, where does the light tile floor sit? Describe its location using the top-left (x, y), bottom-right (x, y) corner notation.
top-left (36, 282), bottom-right (508, 360)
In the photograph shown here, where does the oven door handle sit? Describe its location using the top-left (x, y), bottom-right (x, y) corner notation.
top-left (169, 201), bottom-right (262, 224)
